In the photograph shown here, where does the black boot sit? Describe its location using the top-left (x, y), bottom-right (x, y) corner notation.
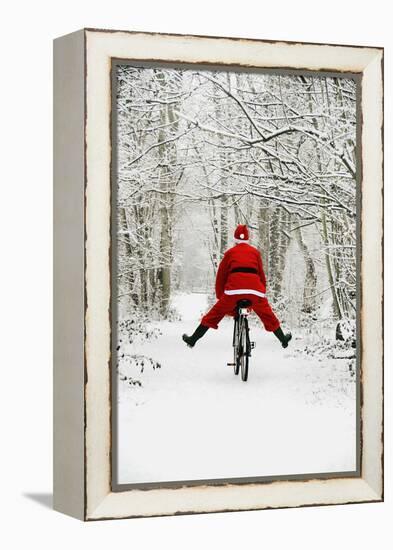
top-left (182, 324), bottom-right (209, 348)
top-left (273, 327), bottom-right (292, 348)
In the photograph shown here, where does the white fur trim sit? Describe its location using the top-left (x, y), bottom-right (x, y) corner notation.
top-left (234, 238), bottom-right (249, 244)
top-left (224, 289), bottom-right (265, 297)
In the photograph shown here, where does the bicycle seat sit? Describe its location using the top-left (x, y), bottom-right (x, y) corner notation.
top-left (237, 299), bottom-right (251, 308)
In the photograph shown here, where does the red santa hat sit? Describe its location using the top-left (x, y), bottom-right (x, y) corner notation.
top-left (234, 224), bottom-right (249, 243)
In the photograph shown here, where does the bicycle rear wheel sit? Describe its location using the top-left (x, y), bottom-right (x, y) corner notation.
top-left (240, 318), bottom-right (249, 382)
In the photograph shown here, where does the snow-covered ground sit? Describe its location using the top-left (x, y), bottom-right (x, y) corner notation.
top-left (116, 293), bottom-right (357, 484)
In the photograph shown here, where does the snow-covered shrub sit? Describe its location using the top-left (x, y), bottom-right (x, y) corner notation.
top-left (295, 331), bottom-right (356, 380)
top-left (116, 313), bottom-right (162, 387)
top-left (336, 318), bottom-right (356, 347)
top-left (117, 353), bottom-right (162, 388)
top-left (165, 306), bottom-right (182, 322)
top-left (118, 315), bottom-right (162, 346)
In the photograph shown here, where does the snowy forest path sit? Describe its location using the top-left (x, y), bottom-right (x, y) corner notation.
top-left (117, 293), bottom-right (356, 484)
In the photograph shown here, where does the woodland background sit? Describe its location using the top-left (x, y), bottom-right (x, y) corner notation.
top-left (115, 64), bottom-right (358, 339)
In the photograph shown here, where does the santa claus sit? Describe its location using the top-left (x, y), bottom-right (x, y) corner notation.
top-left (182, 224), bottom-right (292, 348)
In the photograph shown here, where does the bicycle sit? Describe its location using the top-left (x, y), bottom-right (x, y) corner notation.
top-left (227, 299), bottom-right (256, 382)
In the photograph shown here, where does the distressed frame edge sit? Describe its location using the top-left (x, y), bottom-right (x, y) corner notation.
top-left (87, 483), bottom-right (381, 521)
top-left (82, 29), bottom-right (383, 521)
top-left (358, 48), bottom-right (384, 500)
top-left (83, 26), bottom-right (384, 55)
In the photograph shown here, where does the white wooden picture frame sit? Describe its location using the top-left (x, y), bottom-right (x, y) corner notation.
top-left (53, 28), bottom-right (383, 520)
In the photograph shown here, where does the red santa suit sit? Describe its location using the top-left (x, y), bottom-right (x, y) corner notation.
top-left (201, 226), bottom-right (280, 332)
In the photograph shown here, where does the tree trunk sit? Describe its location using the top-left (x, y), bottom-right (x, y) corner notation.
top-left (321, 211), bottom-right (342, 319)
top-left (155, 70), bottom-right (178, 317)
top-left (118, 206), bottom-right (138, 307)
top-left (220, 195), bottom-right (228, 255)
top-left (295, 226), bottom-right (317, 314)
top-left (257, 204), bottom-right (270, 278)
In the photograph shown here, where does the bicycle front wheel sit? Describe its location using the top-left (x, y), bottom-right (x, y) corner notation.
top-left (233, 317), bottom-right (240, 375)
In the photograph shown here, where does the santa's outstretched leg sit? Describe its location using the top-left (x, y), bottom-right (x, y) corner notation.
top-left (273, 327), bottom-right (292, 348)
top-left (182, 324), bottom-right (209, 348)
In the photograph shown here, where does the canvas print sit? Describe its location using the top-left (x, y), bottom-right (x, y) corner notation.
top-left (112, 62), bottom-right (359, 486)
